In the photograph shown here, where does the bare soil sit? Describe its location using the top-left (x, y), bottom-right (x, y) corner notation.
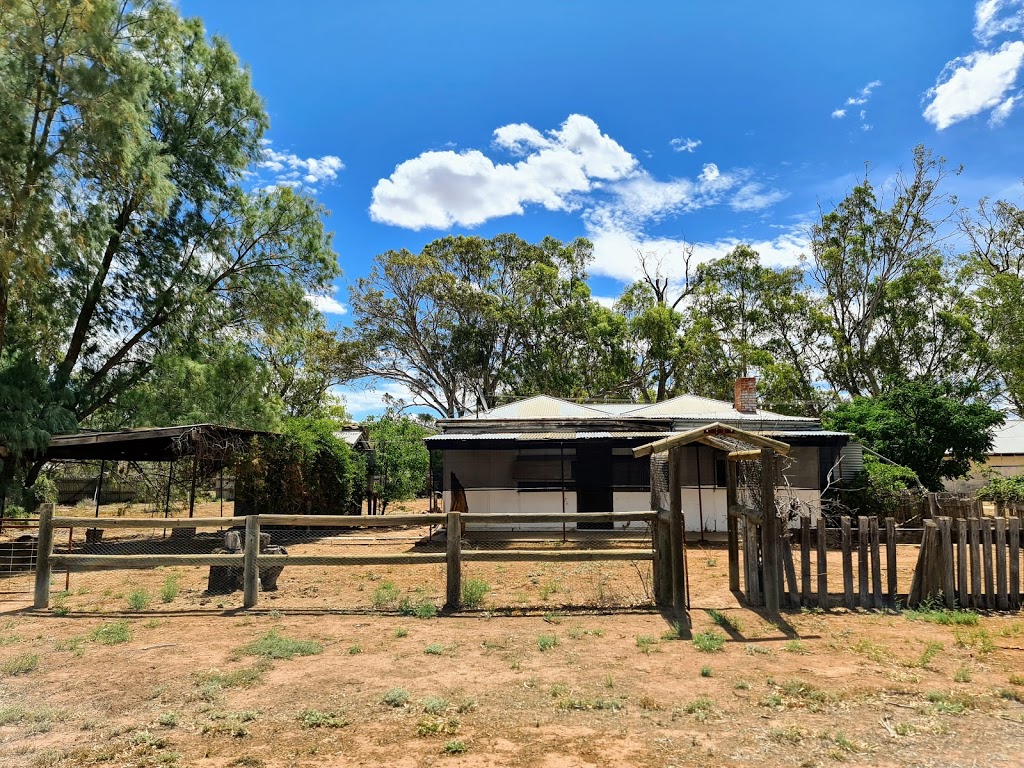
top-left (1, 503), bottom-right (1023, 767)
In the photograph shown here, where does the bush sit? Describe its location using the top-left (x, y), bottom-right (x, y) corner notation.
top-left (461, 579), bottom-right (489, 608)
top-left (976, 472), bottom-right (1024, 504)
top-left (844, 455), bottom-right (921, 517)
top-left (234, 418), bottom-right (362, 516)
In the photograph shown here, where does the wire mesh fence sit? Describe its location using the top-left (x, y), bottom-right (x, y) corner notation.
top-left (27, 505), bottom-right (659, 614)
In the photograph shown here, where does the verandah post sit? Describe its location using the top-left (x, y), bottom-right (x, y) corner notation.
top-left (726, 460), bottom-right (740, 593)
top-left (759, 447), bottom-right (780, 615)
top-left (445, 508), bottom-right (462, 611)
top-left (33, 503), bottom-right (56, 610)
top-left (668, 447), bottom-right (687, 619)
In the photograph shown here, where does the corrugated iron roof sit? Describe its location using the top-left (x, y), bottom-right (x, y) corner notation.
top-left (425, 431), bottom-right (670, 442)
top-left (990, 420), bottom-right (1024, 454)
top-left (480, 395), bottom-right (612, 419)
top-left (475, 394), bottom-right (816, 422)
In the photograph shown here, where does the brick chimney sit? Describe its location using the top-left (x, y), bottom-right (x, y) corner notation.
top-left (733, 377), bottom-right (757, 414)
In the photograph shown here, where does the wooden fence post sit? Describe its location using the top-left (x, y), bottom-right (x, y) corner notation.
top-left (800, 516), bottom-right (811, 606)
top-left (782, 533), bottom-right (799, 608)
top-left (870, 516), bottom-right (883, 609)
top-left (956, 518), bottom-right (968, 609)
top-left (857, 516), bottom-right (869, 608)
top-left (982, 518), bottom-right (995, 610)
top-left (242, 515), bottom-right (260, 609)
top-left (817, 515), bottom-right (828, 610)
top-left (33, 503), bottom-right (56, 610)
top-left (654, 508), bottom-right (673, 607)
top-left (726, 461), bottom-right (740, 593)
top-left (995, 517), bottom-right (1008, 610)
top-left (445, 509), bottom-right (462, 611)
top-left (841, 516), bottom-right (853, 609)
top-left (936, 517), bottom-right (955, 609)
top-left (669, 448), bottom-right (687, 618)
top-left (1010, 516), bottom-right (1021, 609)
top-left (885, 517), bottom-right (897, 606)
top-left (969, 517), bottom-right (982, 608)
top-left (759, 448), bottom-right (780, 615)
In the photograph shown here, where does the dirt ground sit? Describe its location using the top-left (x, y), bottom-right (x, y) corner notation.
top-left (1, 504), bottom-right (1024, 767)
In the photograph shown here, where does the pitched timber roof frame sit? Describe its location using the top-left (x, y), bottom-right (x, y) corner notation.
top-left (632, 421), bottom-right (791, 460)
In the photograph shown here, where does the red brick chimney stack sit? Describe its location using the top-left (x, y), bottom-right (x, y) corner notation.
top-left (734, 377), bottom-right (757, 414)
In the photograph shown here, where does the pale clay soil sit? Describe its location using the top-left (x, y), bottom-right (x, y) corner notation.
top-left (0, 501), bottom-right (1023, 767)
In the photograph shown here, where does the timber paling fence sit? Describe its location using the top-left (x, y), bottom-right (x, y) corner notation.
top-left (728, 508), bottom-right (1024, 613)
top-left (30, 504), bottom-right (664, 612)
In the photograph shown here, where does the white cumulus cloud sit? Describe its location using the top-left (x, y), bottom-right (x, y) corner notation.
top-left (831, 109), bottom-right (847, 119)
top-left (255, 142), bottom-right (345, 191)
top-left (369, 114), bottom-right (638, 229)
top-left (845, 80), bottom-right (883, 106)
top-left (670, 137), bottom-right (702, 153)
top-left (923, 40), bottom-right (1024, 129)
top-left (975, 0), bottom-right (1024, 42)
top-left (305, 294), bottom-right (347, 315)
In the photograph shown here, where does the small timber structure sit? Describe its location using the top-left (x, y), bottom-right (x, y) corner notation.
top-left (634, 422), bottom-right (791, 618)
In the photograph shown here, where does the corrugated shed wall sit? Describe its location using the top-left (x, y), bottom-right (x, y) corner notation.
top-left (840, 443), bottom-right (864, 480)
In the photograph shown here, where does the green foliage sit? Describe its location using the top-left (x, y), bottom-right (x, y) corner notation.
top-left (461, 578), bottom-right (490, 608)
top-left (160, 576), bottom-right (180, 604)
top-left (299, 709), bottom-right (348, 728)
top-left (692, 630), bottom-right (727, 653)
top-left (537, 633), bottom-right (558, 651)
top-left (976, 472), bottom-right (1024, 503)
top-left (235, 630), bottom-right (322, 660)
top-left (843, 455), bottom-right (921, 516)
top-left (441, 739), bottom-right (467, 754)
top-left (1, 653), bottom-right (38, 676)
top-left (235, 417), bottom-right (361, 515)
top-left (365, 413), bottom-right (430, 509)
top-left (824, 379), bottom-right (1004, 490)
top-left (371, 581), bottom-right (401, 609)
top-left (382, 688), bottom-right (410, 707)
top-left (127, 589), bottom-right (151, 612)
top-left (89, 621), bottom-right (132, 645)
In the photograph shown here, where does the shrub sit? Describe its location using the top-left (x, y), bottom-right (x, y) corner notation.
top-left (235, 630), bottom-right (322, 660)
top-left (692, 630), bottom-right (726, 653)
top-left (382, 688), bottom-right (410, 708)
top-left (2, 654), bottom-right (38, 676)
top-left (461, 579), bottom-right (490, 608)
top-left (441, 739), bottom-right (467, 754)
top-left (160, 576), bottom-right (181, 604)
top-left (127, 589), bottom-right (151, 611)
top-left (537, 634), bottom-right (558, 651)
top-left (843, 455), bottom-right (921, 517)
top-left (299, 709), bottom-right (348, 728)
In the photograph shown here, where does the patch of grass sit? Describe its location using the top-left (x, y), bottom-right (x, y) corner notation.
top-left (692, 630), bottom-right (726, 653)
top-left (416, 716), bottom-right (459, 736)
top-left (194, 661), bottom-right (271, 690)
top-left (54, 636), bottom-right (85, 655)
top-left (0, 706), bottom-right (26, 725)
top-left (555, 696), bottom-right (623, 711)
top-left (706, 609), bottom-right (741, 632)
top-left (394, 627), bottom-right (409, 638)
top-left (768, 725), bottom-right (804, 744)
top-left (424, 643), bottom-right (445, 656)
top-left (852, 638), bottom-right (889, 663)
top-left (1010, 673), bottom-right (1024, 686)
top-left (382, 688), bottom-right (410, 708)
top-left (953, 628), bottom-right (996, 657)
top-left (660, 622), bottom-right (685, 641)
top-left (2, 653), bottom-right (38, 676)
top-left (399, 597), bottom-right (438, 619)
top-left (828, 730), bottom-right (864, 755)
top-left (537, 633), bottom-right (558, 651)
top-left (461, 578), bottom-right (490, 608)
top-left (348, 644), bottom-right (362, 655)
top-left (913, 641), bottom-right (944, 669)
top-left (456, 699), bottom-right (477, 714)
top-left (299, 708), bottom-right (349, 728)
top-left (904, 605), bottom-right (979, 626)
top-left (371, 581), bottom-right (400, 609)
top-left (683, 696), bottom-right (713, 721)
top-left (422, 696), bottom-right (448, 715)
top-left (734, 680), bottom-right (750, 690)
top-left (782, 639), bottom-right (809, 655)
top-left (159, 575), bottom-right (180, 604)
top-left (635, 635), bottom-right (659, 654)
top-left (998, 688), bottom-right (1024, 703)
top-left (539, 580), bottom-right (561, 601)
top-left (745, 644), bottom-right (772, 656)
top-left (543, 611), bottom-right (563, 625)
top-left (157, 712), bottom-right (179, 727)
top-left (926, 690), bottom-right (975, 715)
top-left (235, 630), bottom-right (322, 660)
top-left (89, 620), bottom-right (132, 645)
top-left (700, 665), bottom-right (713, 678)
top-left (893, 722), bottom-right (916, 736)
top-left (954, 666), bottom-right (972, 683)
top-left (441, 739), bottom-right (467, 754)
top-left (127, 589), bottom-right (152, 611)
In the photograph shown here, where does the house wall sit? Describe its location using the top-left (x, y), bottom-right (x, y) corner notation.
top-left (441, 443), bottom-right (826, 533)
top-left (944, 455), bottom-right (1024, 494)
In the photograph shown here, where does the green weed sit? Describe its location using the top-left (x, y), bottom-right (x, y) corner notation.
top-left (394, 627), bottom-right (409, 638)
top-left (90, 620), bottom-right (132, 645)
top-left (2, 653), bottom-right (38, 676)
top-left (782, 639), bottom-right (809, 655)
top-left (537, 633), bottom-right (558, 651)
top-left (127, 589), bottom-right (151, 611)
top-left (299, 709), bottom-right (348, 728)
top-left (692, 630), bottom-right (726, 653)
top-left (422, 696), bottom-right (448, 714)
top-left (371, 581), bottom-right (400, 609)
top-left (441, 739), bottom-right (467, 754)
top-left (635, 635), bottom-right (659, 654)
top-left (706, 609), bottom-right (742, 632)
top-left (700, 665), bottom-right (712, 678)
top-left (235, 630), bottom-right (322, 660)
top-left (461, 578), bottom-right (490, 608)
top-left (160, 576), bottom-right (180, 604)
top-left (382, 688), bottom-right (410, 708)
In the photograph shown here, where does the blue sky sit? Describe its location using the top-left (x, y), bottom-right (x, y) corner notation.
top-left (181, 0), bottom-right (1024, 417)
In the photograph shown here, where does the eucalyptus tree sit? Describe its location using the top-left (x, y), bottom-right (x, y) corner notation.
top-left (0, 1), bottom-right (338, 488)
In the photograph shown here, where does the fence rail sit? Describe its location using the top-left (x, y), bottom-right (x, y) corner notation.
top-left (32, 504), bottom-right (660, 612)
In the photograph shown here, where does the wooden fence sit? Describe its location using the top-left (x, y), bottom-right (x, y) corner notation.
top-left (728, 508), bottom-right (1024, 612)
top-left (31, 504), bottom-right (663, 612)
